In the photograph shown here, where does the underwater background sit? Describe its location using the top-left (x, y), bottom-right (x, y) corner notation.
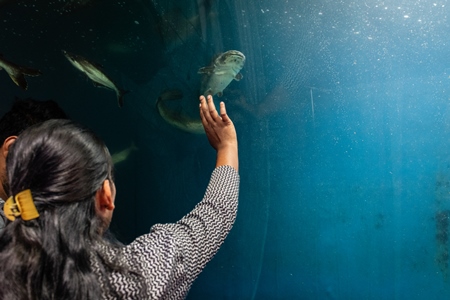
top-left (2, 0), bottom-right (450, 299)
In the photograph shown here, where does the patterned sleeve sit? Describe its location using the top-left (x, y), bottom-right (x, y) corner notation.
top-left (123, 165), bottom-right (239, 299)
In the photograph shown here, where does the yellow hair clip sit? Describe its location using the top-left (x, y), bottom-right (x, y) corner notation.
top-left (3, 189), bottom-right (39, 221)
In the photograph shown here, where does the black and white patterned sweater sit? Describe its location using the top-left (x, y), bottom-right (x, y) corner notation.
top-left (94, 165), bottom-right (240, 299)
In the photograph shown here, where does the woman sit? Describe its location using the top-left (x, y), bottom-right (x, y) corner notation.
top-left (0, 95), bottom-right (239, 300)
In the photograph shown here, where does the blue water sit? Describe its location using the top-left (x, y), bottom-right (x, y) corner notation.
top-left (1, 0), bottom-right (450, 299)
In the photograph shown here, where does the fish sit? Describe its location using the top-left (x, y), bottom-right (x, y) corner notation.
top-left (156, 89), bottom-right (205, 134)
top-left (62, 50), bottom-right (128, 107)
top-left (111, 142), bottom-right (138, 165)
top-left (0, 54), bottom-right (42, 90)
top-left (198, 50), bottom-right (245, 97)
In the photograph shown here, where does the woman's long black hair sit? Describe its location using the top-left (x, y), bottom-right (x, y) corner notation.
top-left (0, 119), bottom-right (139, 299)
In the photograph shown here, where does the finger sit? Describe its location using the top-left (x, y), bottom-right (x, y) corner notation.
top-left (199, 100), bottom-right (208, 126)
top-left (199, 95), bottom-right (206, 111)
top-left (219, 101), bottom-right (231, 123)
top-left (206, 95), bottom-right (221, 121)
top-left (200, 95), bottom-right (215, 124)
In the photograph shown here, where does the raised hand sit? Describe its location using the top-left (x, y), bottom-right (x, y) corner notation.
top-left (199, 95), bottom-right (238, 171)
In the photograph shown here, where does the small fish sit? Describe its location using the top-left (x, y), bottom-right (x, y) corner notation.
top-left (111, 142), bottom-right (138, 165)
top-left (0, 54), bottom-right (42, 90)
top-left (62, 50), bottom-right (128, 107)
top-left (198, 50), bottom-right (245, 97)
top-left (156, 89), bottom-right (205, 134)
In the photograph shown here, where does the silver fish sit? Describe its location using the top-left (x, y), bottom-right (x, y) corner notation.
top-left (0, 54), bottom-right (41, 90)
top-left (156, 89), bottom-right (205, 134)
top-left (111, 142), bottom-right (138, 165)
top-left (198, 50), bottom-right (245, 97)
top-left (62, 50), bottom-right (128, 107)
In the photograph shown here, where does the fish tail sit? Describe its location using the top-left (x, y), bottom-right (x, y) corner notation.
top-left (10, 73), bottom-right (28, 90)
top-left (10, 67), bottom-right (42, 90)
top-left (118, 90), bottom-right (131, 108)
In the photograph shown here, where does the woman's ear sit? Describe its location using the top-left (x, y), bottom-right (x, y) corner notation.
top-left (2, 136), bottom-right (17, 158)
top-left (95, 179), bottom-right (115, 213)
top-left (95, 179), bottom-right (116, 234)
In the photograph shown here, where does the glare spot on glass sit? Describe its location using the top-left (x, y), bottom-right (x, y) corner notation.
top-left (404, 15), bottom-right (410, 19)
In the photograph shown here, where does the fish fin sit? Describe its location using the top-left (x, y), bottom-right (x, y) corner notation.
top-left (9, 73), bottom-right (28, 90)
top-left (203, 89), bottom-right (213, 96)
top-left (234, 73), bottom-right (243, 81)
top-left (217, 91), bottom-right (223, 97)
top-left (92, 82), bottom-right (111, 90)
top-left (198, 66), bottom-right (214, 74)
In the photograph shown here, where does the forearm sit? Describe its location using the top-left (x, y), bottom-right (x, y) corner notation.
top-left (216, 144), bottom-right (239, 171)
top-left (122, 166), bottom-right (239, 299)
